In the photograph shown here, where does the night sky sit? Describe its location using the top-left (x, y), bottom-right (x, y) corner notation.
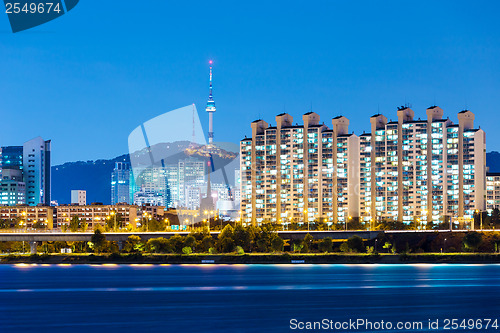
top-left (0, 0), bottom-right (498, 164)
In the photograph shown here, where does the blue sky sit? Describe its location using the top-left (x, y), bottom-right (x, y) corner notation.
top-left (0, 1), bottom-right (499, 164)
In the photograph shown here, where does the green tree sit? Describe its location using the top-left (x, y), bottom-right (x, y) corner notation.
top-left (90, 229), bottom-right (106, 253)
top-left (302, 233), bottom-right (314, 253)
top-left (270, 234), bottom-right (284, 252)
top-left (339, 242), bottom-right (349, 253)
top-left (146, 237), bottom-right (171, 253)
top-left (168, 235), bottom-right (185, 254)
top-left (200, 235), bottom-right (214, 252)
top-left (463, 231), bottom-right (482, 252)
top-left (124, 235), bottom-right (144, 252)
top-left (318, 237), bottom-right (333, 253)
top-left (105, 213), bottom-right (124, 231)
top-left (216, 224), bottom-right (235, 253)
top-left (492, 208), bottom-right (500, 228)
top-left (69, 216), bottom-right (80, 232)
top-left (233, 225), bottom-right (254, 251)
top-left (183, 235), bottom-right (196, 249)
top-left (346, 235), bottom-right (364, 253)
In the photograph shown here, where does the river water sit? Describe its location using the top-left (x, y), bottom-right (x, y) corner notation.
top-left (0, 264), bottom-right (499, 332)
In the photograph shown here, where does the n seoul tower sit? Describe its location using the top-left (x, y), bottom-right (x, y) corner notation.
top-left (206, 60), bottom-right (216, 145)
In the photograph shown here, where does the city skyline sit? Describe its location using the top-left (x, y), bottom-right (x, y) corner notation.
top-left (0, 1), bottom-right (499, 165)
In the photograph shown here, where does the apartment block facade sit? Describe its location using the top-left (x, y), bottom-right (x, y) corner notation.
top-left (55, 204), bottom-right (138, 229)
top-left (240, 106), bottom-right (486, 227)
top-left (241, 112), bottom-right (360, 225)
top-left (486, 173), bottom-right (500, 212)
top-left (0, 205), bottom-right (53, 229)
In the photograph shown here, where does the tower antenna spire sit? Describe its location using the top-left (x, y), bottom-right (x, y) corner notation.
top-left (206, 60), bottom-right (216, 145)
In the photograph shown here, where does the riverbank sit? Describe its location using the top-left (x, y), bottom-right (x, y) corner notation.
top-left (2, 253), bottom-right (500, 264)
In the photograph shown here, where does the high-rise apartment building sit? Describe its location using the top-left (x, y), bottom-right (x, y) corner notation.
top-left (241, 107), bottom-right (486, 227)
top-left (241, 112), bottom-right (360, 225)
top-left (486, 173), bottom-right (500, 213)
top-left (365, 107), bottom-right (485, 225)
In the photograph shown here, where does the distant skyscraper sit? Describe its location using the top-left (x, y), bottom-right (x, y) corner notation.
top-left (71, 190), bottom-right (86, 205)
top-left (111, 162), bottom-right (132, 204)
top-left (0, 146), bottom-right (25, 205)
top-left (178, 157), bottom-right (205, 208)
top-left (23, 137), bottom-right (51, 206)
top-left (1, 146), bottom-right (23, 171)
top-left (133, 167), bottom-right (170, 207)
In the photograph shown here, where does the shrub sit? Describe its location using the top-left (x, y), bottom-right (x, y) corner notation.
top-left (235, 246), bottom-right (245, 255)
top-left (182, 246), bottom-right (192, 255)
top-left (293, 243), bottom-right (304, 253)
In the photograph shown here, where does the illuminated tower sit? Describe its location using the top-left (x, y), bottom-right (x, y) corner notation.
top-left (206, 60), bottom-right (216, 145)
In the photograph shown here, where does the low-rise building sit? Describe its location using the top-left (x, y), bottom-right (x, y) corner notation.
top-left (0, 205), bottom-right (53, 229)
top-left (55, 204), bottom-right (138, 230)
